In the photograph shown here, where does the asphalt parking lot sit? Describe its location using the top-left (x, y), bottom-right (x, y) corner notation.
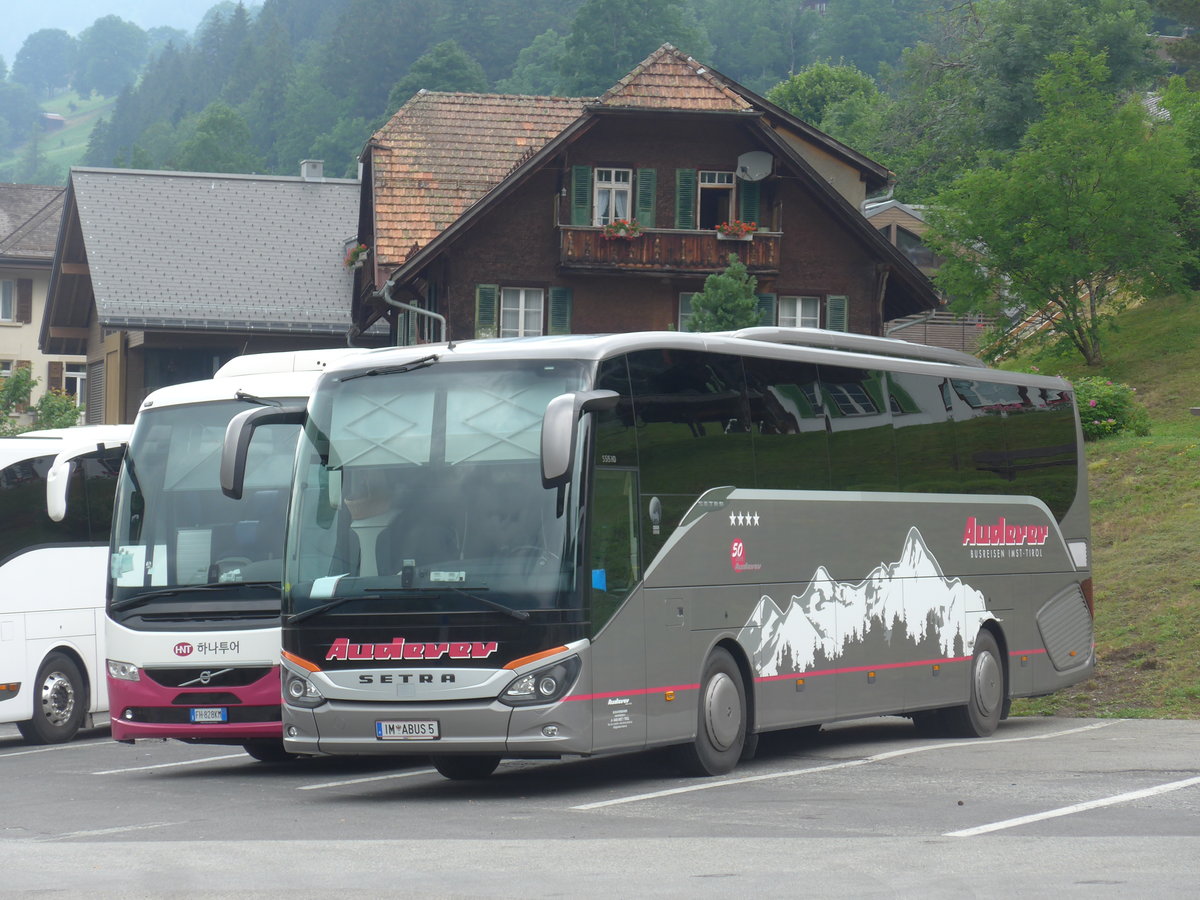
top-left (2, 715), bottom-right (1198, 898)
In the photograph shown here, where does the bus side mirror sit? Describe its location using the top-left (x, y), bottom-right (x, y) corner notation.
top-left (46, 439), bottom-right (128, 523)
top-left (221, 405), bottom-right (306, 499)
top-left (541, 390), bottom-right (620, 488)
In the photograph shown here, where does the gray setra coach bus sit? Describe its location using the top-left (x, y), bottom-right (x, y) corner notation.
top-left (221, 329), bottom-right (1093, 780)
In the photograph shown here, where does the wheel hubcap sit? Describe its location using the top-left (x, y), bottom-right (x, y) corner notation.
top-left (973, 650), bottom-right (1002, 718)
top-left (703, 672), bottom-right (741, 751)
top-left (40, 672), bottom-right (76, 727)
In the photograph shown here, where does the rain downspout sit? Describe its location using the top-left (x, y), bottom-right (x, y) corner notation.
top-left (374, 275), bottom-right (449, 346)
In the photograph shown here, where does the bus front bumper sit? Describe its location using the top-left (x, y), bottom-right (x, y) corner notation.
top-left (108, 668), bottom-right (282, 742)
top-left (285, 696), bottom-right (592, 758)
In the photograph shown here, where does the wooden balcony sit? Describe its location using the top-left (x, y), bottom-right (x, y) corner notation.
top-left (559, 226), bottom-right (780, 275)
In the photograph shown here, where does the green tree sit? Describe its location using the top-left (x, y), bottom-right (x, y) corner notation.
top-left (496, 29), bottom-right (567, 94)
top-left (34, 390), bottom-right (83, 430)
top-left (75, 15), bottom-right (149, 98)
top-left (172, 101), bottom-right (263, 173)
top-left (812, 0), bottom-right (936, 77)
top-left (766, 62), bottom-right (879, 126)
top-left (0, 367), bottom-right (35, 436)
top-left (12, 29), bottom-right (76, 98)
top-left (686, 254), bottom-right (760, 332)
top-left (0, 81), bottom-right (41, 152)
top-left (386, 40), bottom-right (489, 112)
top-left (560, 0), bottom-right (708, 95)
top-left (691, 0), bottom-right (821, 93)
top-left (928, 48), bottom-right (1193, 367)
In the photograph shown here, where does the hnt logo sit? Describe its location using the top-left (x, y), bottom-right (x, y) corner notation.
top-left (325, 637), bottom-right (498, 661)
top-left (173, 642), bottom-right (193, 657)
top-left (961, 516), bottom-right (1049, 547)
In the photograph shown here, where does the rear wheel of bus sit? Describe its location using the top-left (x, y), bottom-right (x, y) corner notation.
top-left (675, 647), bottom-right (747, 776)
top-left (942, 629), bottom-right (1005, 737)
top-left (18, 652), bottom-right (86, 745)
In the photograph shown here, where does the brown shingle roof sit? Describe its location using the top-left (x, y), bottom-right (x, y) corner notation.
top-left (0, 183), bottom-right (64, 258)
top-left (369, 92), bottom-right (590, 265)
top-left (597, 44), bottom-right (752, 112)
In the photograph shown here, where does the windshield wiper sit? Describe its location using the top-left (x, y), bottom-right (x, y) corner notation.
top-left (447, 587), bottom-right (530, 621)
top-left (235, 391), bottom-right (282, 407)
top-left (111, 581), bottom-right (280, 612)
top-left (339, 354), bottom-right (439, 382)
top-left (287, 585), bottom-right (530, 624)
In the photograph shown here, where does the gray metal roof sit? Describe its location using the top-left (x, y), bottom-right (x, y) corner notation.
top-left (70, 167), bottom-right (360, 334)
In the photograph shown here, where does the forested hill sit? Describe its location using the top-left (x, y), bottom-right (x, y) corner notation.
top-left (9, 0), bottom-right (1188, 207)
top-left (76, 0), bottom-right (953, 182)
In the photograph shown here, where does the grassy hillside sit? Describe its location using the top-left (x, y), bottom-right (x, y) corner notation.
top-left (0, 92), bottom-right (114, 184)
top-left (1007, 292), bottom-right (1200, 719)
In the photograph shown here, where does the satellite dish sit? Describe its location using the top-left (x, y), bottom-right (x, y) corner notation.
top-left (736, 151), bottom-right (773, 182)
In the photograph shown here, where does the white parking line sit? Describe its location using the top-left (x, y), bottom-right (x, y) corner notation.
top-left (298, 768), bottom-right (438, 791)
top-left (33, 822), bottom-right (183, 842)
top-left (571, 721), bottom-right (1114, 810)
top-left (0, 739), bottom-right (112, 759)
top-left (945, 774), bottom-right (1200, 837)
top-left (93, 753), bottom-right (246, 775)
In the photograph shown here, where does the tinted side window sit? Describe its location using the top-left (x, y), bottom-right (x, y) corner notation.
top-left (0, 454), bottom-right (88, 562)
top-left (820, 365), bottom-right (897, 491)
top-left (994, 383), bottom-right (1078, 519)
top-left (889, 371), bottom-right (960, 493)
top-left (627, 349), bottom-right (753, 496)
top-left (627, 350), bottom-right (752, 563)
top-left (743, 355), bottom-right (830, 490)
top-left (81, 446), bottom-right (123, 541)
top-left (949, 378), bottom-right (1031, 497)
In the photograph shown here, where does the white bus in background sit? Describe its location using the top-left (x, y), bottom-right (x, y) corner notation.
top-left (104, 349), bottom-right (364, 762)
top-left (0, 426), bottom-right (130, 743)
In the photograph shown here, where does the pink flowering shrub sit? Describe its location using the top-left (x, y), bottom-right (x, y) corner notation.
top-left (1070, 375), bottom-right (1150, 440)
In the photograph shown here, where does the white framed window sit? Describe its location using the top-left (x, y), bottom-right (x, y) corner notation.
top-left (778, 296), bottom-right (820, 329)
top-left (65, 363), bottom-right (87, 407)
top-left (593, 168), bottom-right (632, 226)
top-left (0, 280), bottom-right (14, 321)
top-left (698, 170), bottom-right (735, 230)
top-left (499, 287), bottom-right (544, 337)
top-left (0, 359), bottom-right (13, 379)
top-left (678, 292), bottom-right (696, 332)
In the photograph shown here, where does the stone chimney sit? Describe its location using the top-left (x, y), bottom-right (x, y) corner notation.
top-left (300, 160), bottom-right (324, 181)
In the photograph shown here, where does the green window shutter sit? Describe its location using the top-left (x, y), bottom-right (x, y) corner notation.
top-left (571, 166), bottom-right (592, 226)
top-left (548, 286), bottom-right (573, 335)
top-left (755, 293), bottom-right (776, 327)
top-left (635, 168), bottom-right (656, 228)
top-left (674, 169), bottom-right (697, 230)
top-left (475, 284), bottom-right (499, 338)
top-left (738, 181), bottom-right (761, 227)
top-left (825, 295), bottom-right (849, 332)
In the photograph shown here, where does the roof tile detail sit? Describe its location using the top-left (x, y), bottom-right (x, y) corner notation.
top-left (0, 184), bottom-right (65, 258)
top-left (370, 92), bottom-right (590, 264)
top-left (597, 44), bottom-right (752, 112)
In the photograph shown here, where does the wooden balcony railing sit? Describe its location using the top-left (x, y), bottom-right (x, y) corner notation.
top-left (559, 226), bottom-right (781, 274)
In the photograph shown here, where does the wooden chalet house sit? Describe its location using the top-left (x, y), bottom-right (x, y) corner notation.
top-left (351, 44), bottom-right (939, 345)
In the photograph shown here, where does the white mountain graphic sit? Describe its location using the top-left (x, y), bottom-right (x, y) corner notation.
top-left (740, 527), bottom-right (987, 676)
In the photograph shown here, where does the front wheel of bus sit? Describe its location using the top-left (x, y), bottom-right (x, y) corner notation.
top-left (243, 739), bottom-right (296, 763)
top-left (18, 652), bottom-right (86, 745)
top-left (432, 755), bottom-right (501, 781)
top-left (675, 647), bottom-right (746, 777)
top-left (943, 630), bottom-right (1004, 738)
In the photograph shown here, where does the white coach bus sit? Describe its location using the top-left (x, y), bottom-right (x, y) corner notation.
top-left (0, 426), bottom-right (130, 743)
top-left (222, 329), bottom-right (1094, 780)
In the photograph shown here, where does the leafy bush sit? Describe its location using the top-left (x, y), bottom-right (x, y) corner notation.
top-left (35, 389), bottom-right (83, 429)
top-left (1070, 375), bottom-right (1150, 440)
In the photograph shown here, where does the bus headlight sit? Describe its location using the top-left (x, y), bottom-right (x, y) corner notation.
top-left (284, 674), bottom-right (326, 709)
top-left (500, 656), bottom-right (580, 707)
top-left (107, 660), bottom-right (140, 682)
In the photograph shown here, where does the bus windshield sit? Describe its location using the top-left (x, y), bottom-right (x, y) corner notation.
top-left (284, 358), bottom-right (589, 619)
top-left (110, 399), bottom-right (302, 614)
